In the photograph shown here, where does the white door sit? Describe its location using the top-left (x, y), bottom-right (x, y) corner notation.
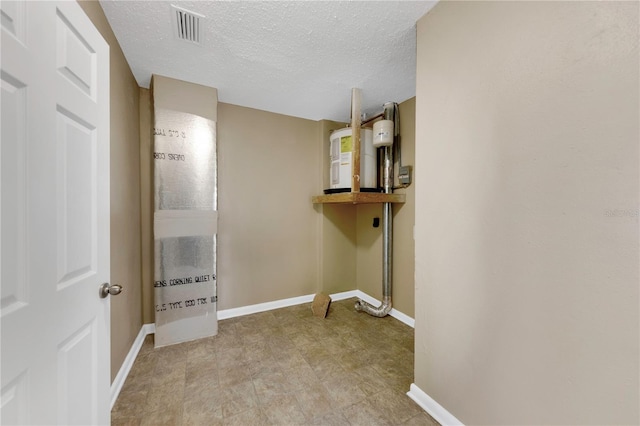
top-left (1, 1), bottom-right (111, 424)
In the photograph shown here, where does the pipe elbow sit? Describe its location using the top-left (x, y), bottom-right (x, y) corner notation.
top-left (354, 297), bottom-right (392, 318)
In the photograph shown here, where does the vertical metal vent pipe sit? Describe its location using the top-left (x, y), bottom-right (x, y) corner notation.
top-left (355, 102), bottom-right (397, 317)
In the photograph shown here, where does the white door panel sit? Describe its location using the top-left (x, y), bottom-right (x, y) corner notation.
top-left (1, 1), bottom-right (110, 424)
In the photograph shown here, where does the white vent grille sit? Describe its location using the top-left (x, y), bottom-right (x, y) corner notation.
top-left (171, 5), bottom-right (203, 44)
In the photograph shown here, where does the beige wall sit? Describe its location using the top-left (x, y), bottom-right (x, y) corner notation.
top-left (139, 88), bottom-right (154, 324)
top-left (320, 204), bottom-right (357, 295)
top-left (414, 2), bottom-right (639, 424)
top-left (217, 103), bottom-right (321, 309)
top-left (78, 0), bottom-right (142, 382)
top-left (152, 75), bottom-right (218, 121)
top-left (356, 98), bottom-right (416, 317)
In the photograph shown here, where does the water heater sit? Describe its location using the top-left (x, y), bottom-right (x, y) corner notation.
top-left (327, 127), bottom-right (377, 192)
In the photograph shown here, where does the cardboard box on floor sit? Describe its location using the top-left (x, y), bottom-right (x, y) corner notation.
top-left (311, 293), bottom-right (331, 318)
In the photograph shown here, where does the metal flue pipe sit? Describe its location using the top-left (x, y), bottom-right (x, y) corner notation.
top-left (355, 102), bottom-right (397, 317)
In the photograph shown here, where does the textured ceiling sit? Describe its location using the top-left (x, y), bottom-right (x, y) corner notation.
top-left (99, 1), bottom-right (436, 121)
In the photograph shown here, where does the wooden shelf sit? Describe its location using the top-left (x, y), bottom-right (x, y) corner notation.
top-left (313, 89), bottom-right (405, 206)
top-left (312, 192), bottom-right (405, 205)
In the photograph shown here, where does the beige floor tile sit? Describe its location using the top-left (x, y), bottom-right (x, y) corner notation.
top-left (322, 335), bottom-right (349, 355)
top-left (375, 370), bottom-right (414, 394)
top-left (111, 416), bottom-right (142, 426)
top-left (140, 406), bottom-right (183, 426)
top-left (288, 330), bottom-right (317, 348)
top-left (283, 364), bottom-right (320, 390)
top-left (152, 358), bottom-right (186, 385)
top-left (244, 339), bottom-right (274, 363)
top-left (372, 360), bottom-right (413, 383)
top-left (309, 357), bottom-right (346, 381)
top-left (143, 378), bottom-right (185, 415)
top-left (352, 364), bottom-right (390, 396)
top-left (185, 357), bottom-right (218, 381)
top-left (222, 407), bottom-right (270, 426)
top-left (154, 343), bottom-right (187, 361)
top-left (112, 386), bottom-right (149, 418)
top-left (266, 334), bottom-right (297, 352)
top-left (183, 376), bottom-right (224, 408)
top-left (261, 393), bottom-right (307, 425)
top-left (182, 399), bottom-right (224, 425)
top-left (219, 363), bottom-right (253, 387)
top-left (185, 338), bottom-right (218, 361)
top-left (335, 350), bottom-right (364, 371)
top-left (341, 398), bottom-right (393, 426)
top-left (279, 320), bottom-right (305, 335)
top-left (112, 298), bottom-right (438, 426)
top-left (275, 349), bottom-right (308, 370)
top-left (299, 345), bottom-right (332, 365)
top-left (402, 411), bottom-right (441, 425)
top-left (322, 372), bottom-right (368, 409)
top-left (308, 411), bottom-right (351, 425)
top-left (220, 380), bottom-right (259, 418)
top-left (247, 355), bottom-right (281, 377)
top-left (239, 330), bottom-right (269, 346)
top-left (294, 383), bottom-right (333, 421)
top-left (216, 346), bottom-right (249, 368)
top-left (367, 388), bottom-right (423, 424)
top-left (216, 321), bottom-right (237, 336)
top-left (253, 371), bottom-right (289, 405)
top-left (125, 352), bottom-right (157, 385)
top-left (214, 333), bottom-right (244, 352)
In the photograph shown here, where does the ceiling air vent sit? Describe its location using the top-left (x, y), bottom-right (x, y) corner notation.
top-left (171, 5), bottom-right (203, 44)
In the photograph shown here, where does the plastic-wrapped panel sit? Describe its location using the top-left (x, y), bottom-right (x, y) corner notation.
top-left (153, 107), bottom-right (217, 347)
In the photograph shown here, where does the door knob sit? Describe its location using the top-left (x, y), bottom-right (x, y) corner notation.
top-left (99, 283), bottom-right (123, 298)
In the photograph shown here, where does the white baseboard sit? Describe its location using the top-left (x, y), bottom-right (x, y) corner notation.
top-left (216, 290), bottom-right (360, 320)
top-left (407, 383), bottom-right (464, 426)
top-left (217, 293), bottom-right (316, 320)
top-left (110, 323), bottom-right (155, 410)
top-left (216, 290), bottom-right (415, 328)
top-left (329, 289), bottom-right (360, 301)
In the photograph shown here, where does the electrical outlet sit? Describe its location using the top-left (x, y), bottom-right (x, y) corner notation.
top-left (399, 165), bottom-right (412, 185)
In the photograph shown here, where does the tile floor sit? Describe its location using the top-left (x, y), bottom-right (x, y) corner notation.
top-left (111, 298), bottom-right (439, 425)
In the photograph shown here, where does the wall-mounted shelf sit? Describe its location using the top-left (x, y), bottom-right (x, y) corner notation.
top-left (312, 192), bottom-right (405, 205)
top-left (313, 89), bottom-right (405, 206)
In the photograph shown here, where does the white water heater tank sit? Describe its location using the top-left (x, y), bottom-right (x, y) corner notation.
top-left (329, 127), bottom-right (376, 191)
